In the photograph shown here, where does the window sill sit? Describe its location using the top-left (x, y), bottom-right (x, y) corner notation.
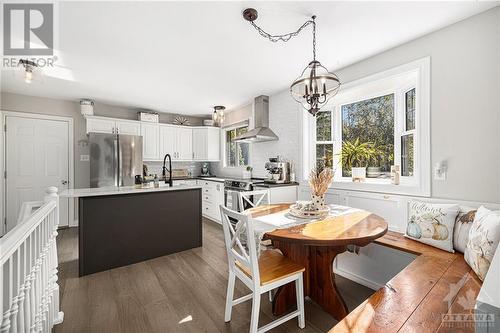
top-left (329, 178), bottom-right (430, 197)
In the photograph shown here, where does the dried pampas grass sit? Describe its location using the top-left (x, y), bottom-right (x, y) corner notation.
top-left (308, 168), bottom-right (334, 196)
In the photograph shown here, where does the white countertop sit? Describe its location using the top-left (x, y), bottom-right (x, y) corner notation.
top-left (60, 184), bottom-right (202, 198)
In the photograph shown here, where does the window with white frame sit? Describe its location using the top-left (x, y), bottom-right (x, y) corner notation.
top-left (308, 58), bottom-right (430, 196)
top-left (224, 124), bottom-right (250, 167)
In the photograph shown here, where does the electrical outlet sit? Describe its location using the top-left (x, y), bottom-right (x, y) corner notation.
top-left (80, 154), bottom-right (90, 162)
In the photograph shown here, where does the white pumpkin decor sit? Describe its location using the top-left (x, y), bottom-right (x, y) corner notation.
top-left (453, 208), bottom-right (476, 253)
top-left (404, 201), bottom-right (459, 253)
top-left (464, 206), bottom-right (500, 281)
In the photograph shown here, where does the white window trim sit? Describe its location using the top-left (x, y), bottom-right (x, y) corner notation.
top-left (303, 57), bottom-right (430, 197)
top-left (222, 121), bottom-right (252, 168)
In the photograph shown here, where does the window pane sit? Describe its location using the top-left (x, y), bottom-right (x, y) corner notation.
top-left (226, 126), bottom-right (249, 167)
top-left (238, 142), bottom-right (249, 166)
top-left (401, 134), bottom-right (414, 176)
top-left (316, 111), bottom-right (332, 141)
top-left (316, 144), bottom-right (333, 170)
top-left (405, 88), bottom-right (416, 130)
top-left (235, 127), bottom-right (249, 166)
top-left (341, 94), bottom-right (394, 177)
top-left (226, 129), bottom-right (236, 166)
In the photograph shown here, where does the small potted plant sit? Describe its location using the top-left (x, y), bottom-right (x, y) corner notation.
top-left (367, 143), bottom-right (384, 178)
top-left (341, 138), bottom-right (373, 182)
top-left (242, 166), bottom-right (253, 179)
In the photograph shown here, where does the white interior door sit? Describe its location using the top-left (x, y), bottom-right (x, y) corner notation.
top-left (5, 116), bottom-right (70, 232)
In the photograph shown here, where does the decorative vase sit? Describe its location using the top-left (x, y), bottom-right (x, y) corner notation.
top-left (311, 194), bottom-right (325, 210)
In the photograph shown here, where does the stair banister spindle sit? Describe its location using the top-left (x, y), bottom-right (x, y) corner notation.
top-left (0, 186), bottom-right (62, 333)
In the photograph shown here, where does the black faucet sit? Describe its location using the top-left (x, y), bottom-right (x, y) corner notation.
top-left (162, 153), bottom-right (173, 187)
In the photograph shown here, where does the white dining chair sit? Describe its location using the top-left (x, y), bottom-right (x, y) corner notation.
top-left (239, 189), bottom-right (270, 211)
top-left (238, 189), bottom-right (275, 301)
top-left (219, 205), bottom-right (305, 333)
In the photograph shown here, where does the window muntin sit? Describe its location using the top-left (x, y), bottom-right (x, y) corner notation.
top-left (225, 125), bottom-right (250, 167)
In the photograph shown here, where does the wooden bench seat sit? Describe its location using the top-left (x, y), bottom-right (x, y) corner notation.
top-left (330, 230), bottom-right (483, 333)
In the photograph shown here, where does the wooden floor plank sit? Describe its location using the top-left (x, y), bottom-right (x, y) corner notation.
top-left (55, 219), bottom-right (375, 333)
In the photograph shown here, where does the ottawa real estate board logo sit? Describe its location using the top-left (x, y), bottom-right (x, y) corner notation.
top-left (3, 3), bottom-right (56, 68)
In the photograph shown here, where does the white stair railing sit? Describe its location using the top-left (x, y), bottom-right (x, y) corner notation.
top-left (0, 187), bottom-right (64, 333)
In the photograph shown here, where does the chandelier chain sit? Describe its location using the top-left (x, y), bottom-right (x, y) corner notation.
top-left (312, 18), bottom-right (316, 61)
top-left (249, 18), bottom-right (315, 43)
top-left (248, 16), bottom-right (317, 61)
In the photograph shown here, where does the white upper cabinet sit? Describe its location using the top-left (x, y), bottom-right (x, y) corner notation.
top-left (86, 116), bottom-right (141, 135)
top-left (159, 125), bottom-right (193, 161)
top-left (159, 125), bottom-right (176, 160)
top-left (116, 120), bottom-right (141, 135)
top-left (86, 116), bottom-right (219, 162)
top-left (176, 127), bottom-right (193, 160)
top-left (193, 127), bottom-right (220, 161)
top-left (141, 123), bottom-right (160, 160)
top-left (86, 117), bottom-right (116, 134)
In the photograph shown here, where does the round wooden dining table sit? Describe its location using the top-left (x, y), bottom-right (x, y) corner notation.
top-left (248, 203), bottom-right (388, 321)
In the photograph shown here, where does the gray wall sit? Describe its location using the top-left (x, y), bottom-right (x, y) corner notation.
top-left (0, 92), bottom-right (208, 188)
top-left (214, 7), bottom-right (500, 203)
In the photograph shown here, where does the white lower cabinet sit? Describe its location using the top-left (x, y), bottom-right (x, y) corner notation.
top-left (197, 180), bottom-right (224, 223)
top-left (253, 185), bottom-right (298, 204)
top-left (173, 180), bottom-right (197, 186)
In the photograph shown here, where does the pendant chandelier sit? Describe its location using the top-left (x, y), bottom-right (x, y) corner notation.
top-left (212, 105), bottom-right (225, 126)
top-left (243, 8), bottom-right (340, 116)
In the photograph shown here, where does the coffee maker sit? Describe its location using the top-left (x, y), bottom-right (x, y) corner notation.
top-left (264, 157), bottom-right (290, 184)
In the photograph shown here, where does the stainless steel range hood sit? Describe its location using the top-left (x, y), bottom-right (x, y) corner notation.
top-left (234, 95), bottom-right (279, 143)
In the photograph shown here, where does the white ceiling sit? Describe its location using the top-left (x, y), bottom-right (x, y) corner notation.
top-left (2, 1), bottom-right (498, 116)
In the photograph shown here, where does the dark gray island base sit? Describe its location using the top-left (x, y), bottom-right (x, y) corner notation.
top-left (78, 188), bottom-right (202, 276)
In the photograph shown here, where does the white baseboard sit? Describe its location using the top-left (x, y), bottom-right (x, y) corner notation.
top-left (334, 265), bottom-right (383, 291)
top-left (202, 215), bottom-right (221, 225)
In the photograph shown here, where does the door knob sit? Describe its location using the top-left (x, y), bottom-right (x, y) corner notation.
top-left (61, 180), bottom-right (69, 185)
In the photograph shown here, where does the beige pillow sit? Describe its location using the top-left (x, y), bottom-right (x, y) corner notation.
top-left (464, 206), bottom-right (500, 281)
top-left (405, 201), bottom-right (459, 252)
top-left (453, 207), bottom-right (477, 253)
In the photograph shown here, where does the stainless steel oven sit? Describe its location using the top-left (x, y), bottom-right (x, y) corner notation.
top-left (224, 179), bottom-right (254, 213)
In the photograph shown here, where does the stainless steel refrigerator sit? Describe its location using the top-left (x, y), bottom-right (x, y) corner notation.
top-left (89, 133), bottom-right (143, 188)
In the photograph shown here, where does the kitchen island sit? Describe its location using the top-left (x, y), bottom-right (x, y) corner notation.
top-left (61, 184), bottom-right (202, 276)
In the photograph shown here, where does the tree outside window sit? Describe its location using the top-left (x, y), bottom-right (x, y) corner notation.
top-left (226, 125), bottom-right (250, 167)
top-left (341, 94), bottom-right (395, 177)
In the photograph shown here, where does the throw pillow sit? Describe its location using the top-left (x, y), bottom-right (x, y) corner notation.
top-left (453, 206), bottom-right (477, 253)
top-left (464, 206), bottom-right (500, 281)
top-left (405, 201), bottom-right (460, 252)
